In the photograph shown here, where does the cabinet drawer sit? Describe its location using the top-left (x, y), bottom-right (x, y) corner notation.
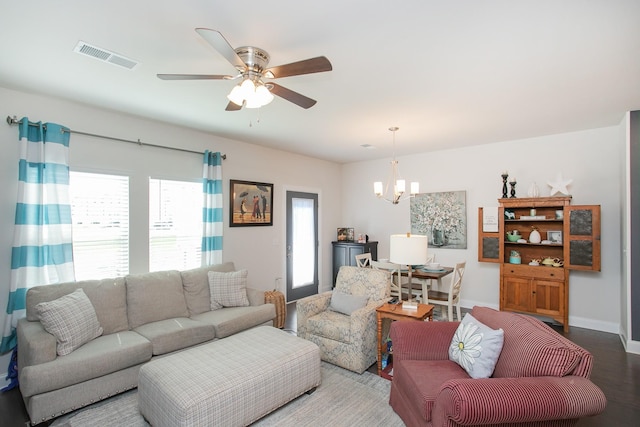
top-left (503, 264), bottom-right (565, 280)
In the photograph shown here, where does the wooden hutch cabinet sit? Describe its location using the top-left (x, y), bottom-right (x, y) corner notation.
top-left (478, 197), bottom-right (600, 331)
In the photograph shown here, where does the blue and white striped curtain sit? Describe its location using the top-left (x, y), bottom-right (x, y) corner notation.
top-left (201, 150), bottom-right (223, 266)
top-left (1, 118), bottom-right (75, 355)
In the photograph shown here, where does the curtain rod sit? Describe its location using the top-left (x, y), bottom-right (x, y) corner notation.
top-left (5, 115), bottom-right (226, 159)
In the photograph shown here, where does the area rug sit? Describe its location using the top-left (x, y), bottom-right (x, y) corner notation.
top-left (50, 362), bottom-right (404, 427)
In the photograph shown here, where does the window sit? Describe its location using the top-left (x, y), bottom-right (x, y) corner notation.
top-left (70, 172), bottom-right (129, 280)
top-left (149, 178), bottom-right (202, 271)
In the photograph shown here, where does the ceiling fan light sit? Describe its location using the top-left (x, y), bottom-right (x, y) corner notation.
top-left (244, 96), bottom-right (263, 109)
top-left (239, 78), bottom-right (256, 98)
top-left (255, 84), bottom-right (274, 105)
top-left (227, 85), bottom-right (245, 106)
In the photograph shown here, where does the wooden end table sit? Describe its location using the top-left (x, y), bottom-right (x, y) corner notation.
top-left (376, 302), bottom-right (434, 378)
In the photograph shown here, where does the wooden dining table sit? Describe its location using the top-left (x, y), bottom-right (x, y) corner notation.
top-left (395, 266), bottom-right (454, 302)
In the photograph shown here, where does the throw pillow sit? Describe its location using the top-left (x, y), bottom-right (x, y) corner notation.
top-left (208, 270), bottom-right (250, 310)
top-left (35, 288), bottom-right (103, 356)
top-left (449, 313), bottom-right (504, 379)
top-left (329, 290), bottom-right (369, 315)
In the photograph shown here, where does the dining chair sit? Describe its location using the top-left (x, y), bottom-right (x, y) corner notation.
top-left (376, 262), bottom-right (423, 302)
top-left (355, 252), bottom-right (372, 268)
top-left (426, 261), bottom-right (466, 321)
top-left (411, 254), bottom-right (436, 294)
top-left (371, 260), bottom-right (402, 298)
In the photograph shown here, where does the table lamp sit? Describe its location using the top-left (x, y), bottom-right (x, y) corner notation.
top-left (389, 233), bottom-right (428, 310)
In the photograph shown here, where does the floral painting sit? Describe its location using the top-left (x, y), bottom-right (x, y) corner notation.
top-left (410, 190), bottom-right (467, 249)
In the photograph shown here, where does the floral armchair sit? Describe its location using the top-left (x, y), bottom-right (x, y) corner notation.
top-left (296, 266), bottom-right (390, 373)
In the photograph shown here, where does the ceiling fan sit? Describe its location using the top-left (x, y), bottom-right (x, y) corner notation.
top-left (157, 28), bottom-right (332, 111)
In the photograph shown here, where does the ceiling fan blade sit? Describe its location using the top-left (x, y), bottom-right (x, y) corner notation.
top-left (195, 28), bottom-right (246, 71)
top-left (225, 101), bottom-right (242, 111)
top-left (265, 56), bottom-right (332, 79)
top-left (157, 74), bottom-right (232, 80)
top-left (269, 83), bottom-right (317, 109)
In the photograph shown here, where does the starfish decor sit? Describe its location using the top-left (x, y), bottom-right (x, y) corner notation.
top-left (547, 173), bottom-right (573, 196)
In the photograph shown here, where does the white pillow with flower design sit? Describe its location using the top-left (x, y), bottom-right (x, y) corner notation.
top-left (448, 313), bottom-right (504, 379)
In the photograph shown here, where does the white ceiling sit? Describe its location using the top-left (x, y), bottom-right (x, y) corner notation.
top-left (1, 1), bottom-right (639, 163)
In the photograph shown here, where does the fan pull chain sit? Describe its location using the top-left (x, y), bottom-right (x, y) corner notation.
top-left (248, 112), bottom-right (262, 128)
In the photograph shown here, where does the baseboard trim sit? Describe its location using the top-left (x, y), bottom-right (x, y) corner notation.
top-left (460, 299), bottom-right (620, 334)
top-left (568, 315), bottom-right (619, 334)
top-left (621, 333), bottom-right (640, 355)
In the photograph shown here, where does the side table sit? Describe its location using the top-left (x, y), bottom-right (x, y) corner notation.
top-left (375, 303), bottom-right (434, 378)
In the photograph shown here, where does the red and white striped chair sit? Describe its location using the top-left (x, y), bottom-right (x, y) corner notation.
top-left (389, 306), bottom-right (606, 426)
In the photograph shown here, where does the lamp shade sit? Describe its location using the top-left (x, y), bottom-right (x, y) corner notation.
top-left (410, 182), bottom-right (419, 195)
top-left (374, 181), bottom-right (383, 196)
top-left (389, 233), bottom-right (428, 266)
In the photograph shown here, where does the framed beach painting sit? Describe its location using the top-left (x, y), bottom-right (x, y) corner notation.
top-left (229, 180), bottom-right (273, 227)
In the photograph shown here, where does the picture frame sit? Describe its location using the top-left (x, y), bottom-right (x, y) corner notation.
top-left (410, 190), bottom-right (467, 249)
top-left (337, 227), bottom-right (354, 241)
top-left (229, 179), bottom-right (273, 227)
top-left (547, 230), bottom-right (562, 243)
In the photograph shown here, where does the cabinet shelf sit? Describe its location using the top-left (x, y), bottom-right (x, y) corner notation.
top-left (505, 242), bottom-right (563, 247)
top-left (505, 219), bottom-right (563, 222)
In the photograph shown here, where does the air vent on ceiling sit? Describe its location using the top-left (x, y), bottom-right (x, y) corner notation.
top-left (73, 41), bottom-right (138, 70)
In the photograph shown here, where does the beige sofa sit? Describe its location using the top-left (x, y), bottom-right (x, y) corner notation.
top-left (16, 262), bottom-right (276, 424)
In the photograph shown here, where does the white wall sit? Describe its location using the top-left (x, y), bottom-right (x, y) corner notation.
top-left (0, 86), bottom-right (343, 385)
top-left (343, 125), bottom-right (623, 334)
top-left (0, 84), bottom-right (628, 386)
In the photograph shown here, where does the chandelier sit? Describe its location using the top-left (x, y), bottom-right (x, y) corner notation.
top-left (373, 127), bottom-right (419, 204)
top-left (227, 76), bottom-right (274, 109)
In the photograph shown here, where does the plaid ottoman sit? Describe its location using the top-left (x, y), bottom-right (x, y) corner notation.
top-left (138, 326), bottom-right (321, 427)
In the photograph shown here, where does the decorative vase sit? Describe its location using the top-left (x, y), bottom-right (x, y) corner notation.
top-left (529, 227), bottom-right (541, 244)
top-left (527, 182), bottom-right (540, 198)
top-left (432, 229), bottom-right (446, 246)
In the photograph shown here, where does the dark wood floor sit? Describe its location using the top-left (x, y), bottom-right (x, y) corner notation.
top-left (1, 303), bottom-right (638, 426)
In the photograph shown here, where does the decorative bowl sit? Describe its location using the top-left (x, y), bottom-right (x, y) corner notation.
top-left (426, 262), bottom-right (441, 270)
top-left (507, 232), bottom-right (520, 242)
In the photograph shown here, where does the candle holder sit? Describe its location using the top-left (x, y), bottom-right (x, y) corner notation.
top-left (501, 174), bottom-right (509, 198)
top-left (509, 180), bottom-right (517, 198)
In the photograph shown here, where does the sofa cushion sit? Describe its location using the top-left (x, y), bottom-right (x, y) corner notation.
top-left (471, 306), bottom-right (582, 378)
top-left (26, 277), bottom-right (129, 334)
top-left (329, 290), bottom-right (368, 315)
top-left (19, 330), bottom-right (152, 397)
top-left (449, 313), bottom-right (504, 379)
top-left (306, 310), bottom-right (353, 343)
top-left (191, 304), bottom-right (276, 338)
top-left (208, 270), bottom-right (250, 309)
top-left (181, 262), bottom-right (237, 316)
top-left (394, 359), bottom-right (469, 422)
top-left (126, 270), bottom-right (188, 329)
top-left (134, 317), bottom-right (215, 355)
top-left (35, 289), bottom-right (104, 356)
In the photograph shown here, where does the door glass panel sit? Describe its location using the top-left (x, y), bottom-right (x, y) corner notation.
top-left (292, 197), bottom-right (315, 288)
